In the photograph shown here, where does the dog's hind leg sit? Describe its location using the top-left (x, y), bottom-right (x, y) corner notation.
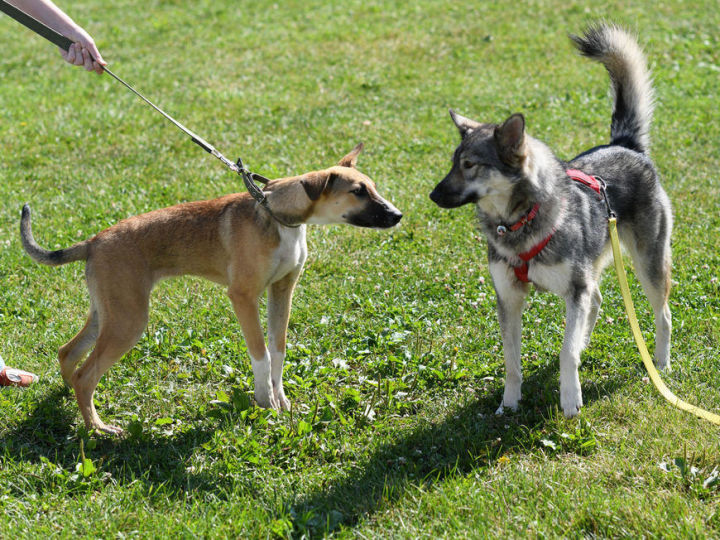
top-left (623, 225), bottom-right (673, 370)
top-left (58, 307), bottom-right (99, 385)
top-left (630, 250), bottom-right (672, 371)
top-left (490, 262), bottom-right (528, 414)
top-left (267, 273), bottom-right (300, 411)
top-left (560, 287), bottom-right (593, 417)
top-left (71, 303), bottom-right (149, 435)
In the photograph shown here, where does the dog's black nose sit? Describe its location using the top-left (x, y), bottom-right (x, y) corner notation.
top-left (389, 209), bottom-right (403, 225)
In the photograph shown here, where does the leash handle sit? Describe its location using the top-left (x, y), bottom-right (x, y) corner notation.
top-left (1, 0), bottom-right (300, 227)
top-left (0, 0), bottom-right (72, 50)
top-left (608, 217), bottom-right (720, 426)
top-left (0, 0), bottom-right (218, 155)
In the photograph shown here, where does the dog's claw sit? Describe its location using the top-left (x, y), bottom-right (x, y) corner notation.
top-left (278, 395), bottom-right (291, 411)
top-left (562, 407), bottom-right (581, 418)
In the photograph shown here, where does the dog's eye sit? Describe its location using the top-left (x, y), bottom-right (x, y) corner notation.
top-left (351, 185), bottom-right (367, 197)
top-left (462, 160), bottom-right (475, 169)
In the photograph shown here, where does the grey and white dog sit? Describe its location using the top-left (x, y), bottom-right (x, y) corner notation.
top-left (429, 24), bottom-right (672, 417)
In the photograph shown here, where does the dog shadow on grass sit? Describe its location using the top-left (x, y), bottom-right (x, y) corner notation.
top-left (2, 385), bottom-right (221, 496)
top-left (3, 358), bottom-right (627, 529)
top-left (284, 361), bottom-right (630, 535)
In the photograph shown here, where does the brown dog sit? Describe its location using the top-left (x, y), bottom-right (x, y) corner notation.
top-left (20, 144), bottom-right (402, 434)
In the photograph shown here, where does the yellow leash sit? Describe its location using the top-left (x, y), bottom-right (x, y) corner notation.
top-left (608, 217), bottom-right (720, 426)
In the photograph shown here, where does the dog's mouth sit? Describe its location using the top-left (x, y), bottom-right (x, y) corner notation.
top-left (344, 202), bottom-right (403, 228)
top-left (429, 187), bottom-right (477, 208)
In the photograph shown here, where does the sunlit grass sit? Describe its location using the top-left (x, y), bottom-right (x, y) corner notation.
top-left (0, 0), bottom-right (719, 536)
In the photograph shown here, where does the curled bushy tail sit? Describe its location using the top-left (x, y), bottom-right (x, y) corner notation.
top-left (571, 23), bottom-right (654, 154)
top-left (21, 204), bottom-right (89, 266)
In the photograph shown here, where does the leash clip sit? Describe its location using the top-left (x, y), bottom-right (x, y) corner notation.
top-left (236, 156), bottom-right (267, 205)
top-left (596, 176), bottom-right (616, 219)
top-left (236, 156), bottom-right (302, 229)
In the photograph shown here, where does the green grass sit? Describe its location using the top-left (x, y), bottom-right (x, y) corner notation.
top-left (1, 0), bottom-right (719, 537)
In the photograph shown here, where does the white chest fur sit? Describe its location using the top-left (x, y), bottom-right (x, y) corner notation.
top-left (268, 224), bottom-right (308, 284)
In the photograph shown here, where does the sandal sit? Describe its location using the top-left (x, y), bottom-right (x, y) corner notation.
top-left (0, 366), bottom-right (39, 387)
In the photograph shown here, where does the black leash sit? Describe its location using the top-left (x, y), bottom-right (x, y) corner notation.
top-left (0, 0), bottom-right (301, 228)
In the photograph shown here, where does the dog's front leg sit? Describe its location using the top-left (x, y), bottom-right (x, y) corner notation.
top-left (228, 288), bottom-right (278, 410)
top-left (582, 285), bottom-right (602, 349)
top-left (267, 273), bottom-right (300, 411)
top-left (560, 288), bottom-right (592, 417)
top-left (490, 262), bottom-right (527, 414)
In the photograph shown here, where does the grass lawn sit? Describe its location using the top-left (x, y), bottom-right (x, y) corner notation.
top-left (1, 0), bottom-right (719, 536)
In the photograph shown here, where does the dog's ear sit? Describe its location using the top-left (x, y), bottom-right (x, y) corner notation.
top-left (449, 109), bottom-right (481, 138)
top-left (301, 171), bottom-right (335, 201)
top-left (338, 143), bottom-right (363, 168)
top-left (494, 113), bottom-right (527, 168)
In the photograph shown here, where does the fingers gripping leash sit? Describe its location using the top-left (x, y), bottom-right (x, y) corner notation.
top-left (0, 0), bottom-right (300, 227)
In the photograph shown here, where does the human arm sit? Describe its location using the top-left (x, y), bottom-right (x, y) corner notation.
top-left (6, 0), bottom-right (105, 73)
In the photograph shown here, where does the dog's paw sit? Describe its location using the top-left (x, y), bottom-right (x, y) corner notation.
top-left (93, 422), bottom-right (124, 436)
top-left (496, 383), bottom-right (521, 416)
top-left (273, 387), bottom-right (291, 411)
top-left (495, 401), bottom-right (518, 416)
top-left (560, 391), bottom-right (583, 418)
top-left (252, 357), bottom-right (279, 410)
top-left (655, 358), bottom-right (671, 373)
top-left (254, 388), bottom-right (280, 410)
top-left (254, 378), bottom-right (279, 410)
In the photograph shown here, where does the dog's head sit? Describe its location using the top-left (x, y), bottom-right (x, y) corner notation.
top-left (430, 111), bottom-right (530, 213)
top-left (284, 143), bottom-right (402, 228)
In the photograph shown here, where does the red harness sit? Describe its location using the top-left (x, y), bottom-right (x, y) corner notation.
top-left (513, 230), bottom-right (556, 283)
top-left (510, 169), bottom-right (602, 283)
top-left (566, 168), bottom-right (603, 195)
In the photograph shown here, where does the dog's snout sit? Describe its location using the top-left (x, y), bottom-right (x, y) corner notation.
top-left (388, 208), bottom-right (403, 225)
top-left (383, 200), bottom-right (403, 227)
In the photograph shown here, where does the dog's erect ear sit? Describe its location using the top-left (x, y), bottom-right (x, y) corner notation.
top-left (301, 172), bottom-right (335, 201)
top-left (449, 109), bottom-right (481, 138)
top-left (494, 113), bottom-right (527, 167)
top-left (338, 143), bottom-right (363, 168)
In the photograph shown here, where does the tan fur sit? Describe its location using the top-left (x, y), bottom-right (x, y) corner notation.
top-left (22, 145), bottom-right (401, 435)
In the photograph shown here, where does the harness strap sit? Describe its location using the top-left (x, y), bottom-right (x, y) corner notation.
top-left (509, 168), bottom-right (605, 283)
top-left (513, 229), bottom-right (555, 283)
top-left (566, 168), bottom-right (602, 195)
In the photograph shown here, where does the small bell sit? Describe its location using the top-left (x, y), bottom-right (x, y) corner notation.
top-left (496, 225), bottom-right (507, 236)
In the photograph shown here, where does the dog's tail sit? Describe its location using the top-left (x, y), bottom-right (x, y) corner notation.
top-left (571, 23), bottom-right (654, 155)
top-left (20, 204), bottom-right (89, 266)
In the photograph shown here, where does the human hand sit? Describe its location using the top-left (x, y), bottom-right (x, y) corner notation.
top-left (59, 28), bottom-right (105, 74)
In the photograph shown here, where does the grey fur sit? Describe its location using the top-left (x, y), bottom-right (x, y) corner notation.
top-left (21, 204), bottom-right (90, 266)
top-left (430, 23), bottom-right (672, 418)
